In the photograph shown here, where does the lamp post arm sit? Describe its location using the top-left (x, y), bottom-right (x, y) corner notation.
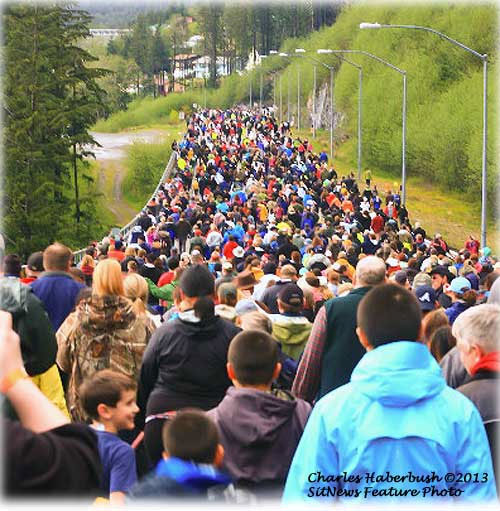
top-left (375, 24), bottom-right (486, 59)
top-left (330, 49), bottom-right (406, 75)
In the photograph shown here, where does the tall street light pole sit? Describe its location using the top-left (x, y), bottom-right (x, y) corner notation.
top-left (280, 74), bottom-right (283, 123)
top-left (249, 76), bottom-right (252, 108)
top-left (315, 51), bottom-right (363, 177)
top-left (295, 49), bottom-right (305, 131)
top-left (360, 22), bottom-right (489, 247)
top-left (259, 54), bottom-right (267, 110)
top-left (313, 64), bottom-right (317, 138)
top-left (319, 48), bottom-right (407, 204)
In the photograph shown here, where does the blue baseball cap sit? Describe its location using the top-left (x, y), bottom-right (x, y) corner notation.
top-left (449, 276), bottom-right (472, 295)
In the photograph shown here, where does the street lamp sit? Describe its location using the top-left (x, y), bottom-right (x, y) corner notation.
top-left (319, 48), bottom-right (407, 204)
top-left (279, 52), bottom-right (302, 130)
top-left (315, 50), bottom-right (363, 177)
top-left (279, 53), bottom-right (291, 123)
top-left (295, 48), bottom-right (306, 130)
top-left (361, 22), bottom-right (489, 247)
top-left (260, 55), bottom-right (267, 109)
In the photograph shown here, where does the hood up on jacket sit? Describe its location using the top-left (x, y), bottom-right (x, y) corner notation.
top-left (208, 386), bottom-right (310, 489)
top-left (77, 295), bottom-right (136, 332)
top-left (212, 387), bottom-right (306, 445)
top-left (351, 341), bottom-right (445, 407)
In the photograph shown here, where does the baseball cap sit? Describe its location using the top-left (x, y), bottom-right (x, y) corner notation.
top-left (235, 299), bottom-right (259, 316)
top-left (412, 272), bottom-right (432, 289)
top-left (278, 283), bottom-right (304, 307)
top-left (414, 285), bottom-right (437, 311)
top-left (429, 266), bottom-right (454, 282)
top-left (27, 251), bottom-right (44, 272)
top-left (394, 270), bottom-right (408, 286)
top-left (222, 261), bottom-right (233, 271)
top-left (449, 277), bottom-right (472, 295)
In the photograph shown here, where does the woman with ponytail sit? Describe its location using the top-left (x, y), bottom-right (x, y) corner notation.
top-left (444, 276), bottom-right (477, 325)
top-left (137, 264), bottom-right (240, 467)
top-left (123, 273), bottom-right (161, 329)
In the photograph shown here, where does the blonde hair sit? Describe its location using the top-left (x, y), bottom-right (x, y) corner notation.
top-left (81, 254), bottom-right (95, 268)
top-left (92, 259), bottom-right (124, 297)
top-left (124, 246), bottom-right (137, 258)
top-left (123, 273), bottom-right (148, 315)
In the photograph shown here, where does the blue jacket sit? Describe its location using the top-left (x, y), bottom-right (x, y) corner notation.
top-left (445, 301), bottom-right (470, 325)
top-left (283, 342), bottom-right (496, 502)
top-left (31, 272), bottom-right (85, 332)
top-left (128, 457), bottom-right (231, 499)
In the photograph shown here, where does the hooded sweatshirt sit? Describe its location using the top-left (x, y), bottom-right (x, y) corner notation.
top-left (138, 312), bottom-right (240, 416)
top-left (56, 295), bottom-right (152, 422)
top-left (207, 387), bottom-right (310, 492)
top-left (284, 341), bottom-right (496, 502)
top-left (268, 314), bottom-right (312, 360)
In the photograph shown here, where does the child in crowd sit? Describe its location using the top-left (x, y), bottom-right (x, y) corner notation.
top-left (80, 370), bottom-right (139, 504)
top-left (128, 409), bottom-right (239, 501)
top-left (207, 329), bottom-right (311, 496)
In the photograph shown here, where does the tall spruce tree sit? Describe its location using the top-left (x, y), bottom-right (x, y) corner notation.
top-left (4, 2), bottom-right (108, 257)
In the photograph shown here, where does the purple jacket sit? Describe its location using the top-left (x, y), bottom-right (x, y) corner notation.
top-left (31, 272), bottom-right (85, 332)
top-left (207, 387), bottom-right (311, 492)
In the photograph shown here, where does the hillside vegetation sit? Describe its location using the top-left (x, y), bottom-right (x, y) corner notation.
top-left (95, 3), bottom-right (498, 245)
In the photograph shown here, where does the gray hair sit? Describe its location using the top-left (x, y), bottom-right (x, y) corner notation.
top-left (452, 304), bottom-right (500, 353)
top-left (355, 256), bottom-right (386, 287)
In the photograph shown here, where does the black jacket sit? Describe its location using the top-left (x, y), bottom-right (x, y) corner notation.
top-left (6, 421), bottom-right (101, 495)
top-left (457, 370), bottom-right (499, 423)
top-left (138, 311), bottom-right (240, 420)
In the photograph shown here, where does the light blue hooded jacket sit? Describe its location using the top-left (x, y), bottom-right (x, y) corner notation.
top-left (283, 341), bottom-right (496, 502)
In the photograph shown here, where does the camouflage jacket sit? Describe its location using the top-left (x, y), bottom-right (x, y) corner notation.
top-left (56, 294), bottom-right (155, 422)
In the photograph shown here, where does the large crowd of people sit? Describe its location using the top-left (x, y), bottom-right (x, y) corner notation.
top-left (2, 107), bottom-right (499, 503)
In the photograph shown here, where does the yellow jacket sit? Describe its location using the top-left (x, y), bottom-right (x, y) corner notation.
top-left (31, 364), bottom-right (70, 418)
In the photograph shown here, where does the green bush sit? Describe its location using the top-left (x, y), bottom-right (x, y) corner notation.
top-left (122, 137), bottom-right (173, 208)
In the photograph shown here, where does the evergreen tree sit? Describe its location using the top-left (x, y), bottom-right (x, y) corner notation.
top-left (4, 2), bottom-right (109, 257)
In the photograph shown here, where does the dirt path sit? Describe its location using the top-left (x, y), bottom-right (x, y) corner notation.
top-left (97, 160), bottom-right (138, 226)
top-left (90, 129), bottom-right (169, 227)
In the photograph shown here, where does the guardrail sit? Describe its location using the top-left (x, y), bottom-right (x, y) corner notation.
top-left (73, 150), bottom-right (178, 264)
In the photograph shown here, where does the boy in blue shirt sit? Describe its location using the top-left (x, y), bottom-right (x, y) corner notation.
top-left (80, 370), bottom-right (139, 505)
